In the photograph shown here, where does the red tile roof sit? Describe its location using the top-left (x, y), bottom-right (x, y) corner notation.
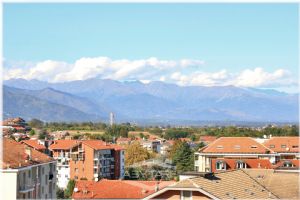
top-left (49, 140), bottom-right (80, 150)
top-left (273, 159), bottom-right (300, 169)
top-left (201, 137), bottom-right (273, 154)
top-left (211, 158), bottom-right (273, 172)
top-left (1, 138), bottom-right (54, 169)
top-left (72, 179), bottom-right (175, 199)
top-left (20, 140), bottom-right (46, 151)
top-left (82, 140), bottom-right (124, 151)
top-left (116, 137), bottom-right (132, 142)
top-left (199, 136), bottom-right (217, 143)
top-left (263, 137), bottom-right (300, 153)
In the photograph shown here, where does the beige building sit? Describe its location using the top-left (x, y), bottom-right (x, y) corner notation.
top-left (0, 138), bottom-right (57, 199)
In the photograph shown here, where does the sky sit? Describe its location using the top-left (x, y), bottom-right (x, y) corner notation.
top-left (3, 3), bottom-right (299, 92)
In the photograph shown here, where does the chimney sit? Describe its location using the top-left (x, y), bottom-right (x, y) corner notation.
top-left (25, 146), bottom-right (32, 160)
top-left (155, 182), bottom-right (159, 192)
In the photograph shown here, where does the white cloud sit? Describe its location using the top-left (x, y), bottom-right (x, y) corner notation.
top-left (3, 57), bottom-right (296, 89)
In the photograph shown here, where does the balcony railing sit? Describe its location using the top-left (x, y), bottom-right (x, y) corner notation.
top-left (18, 184), bottom-right (35, 193)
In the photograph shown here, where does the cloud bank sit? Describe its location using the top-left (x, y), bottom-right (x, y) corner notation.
top-left (3, 57), bottom-right (297, 89)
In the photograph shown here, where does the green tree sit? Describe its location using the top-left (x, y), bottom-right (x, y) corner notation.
top-left (172, 142), bottom-right (194, 172)
top-left (29, 129), bottom-right (36, 136)
top-left (28, 119), bottom-right (44, 129)
top-left (64, 179), bottom-right (75, 199)
top-left (38, 129), bottom-right (48, 140)
top-left (56, 187), bottom-right (64, 199)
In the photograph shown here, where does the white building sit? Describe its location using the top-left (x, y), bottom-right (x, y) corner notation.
top-left (0, 138), bottom-right (57, 199)
top-left (49, 140), bottom-right (80, 188)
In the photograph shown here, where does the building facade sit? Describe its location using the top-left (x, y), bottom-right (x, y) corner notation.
top-left (194, 137), bottom-right (300, 173)
top-left (1, 138), bottom-right (57, 199)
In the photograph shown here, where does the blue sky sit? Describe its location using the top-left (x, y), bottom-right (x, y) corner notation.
top-left (3, 3), bottom-right (299, 92)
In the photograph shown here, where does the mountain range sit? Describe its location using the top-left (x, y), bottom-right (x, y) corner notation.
top-left (3, 78), bottom-right (299, 124)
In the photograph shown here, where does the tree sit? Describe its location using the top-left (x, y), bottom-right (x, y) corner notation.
top-left (125, 142), bottom-right (152, 166)
top-left (56, 187), bottom-right (64, 199)
top-left (172, 142), bottom-right (194, 172)
top-left (64, 179), bottom-right (75, 198)
top-left (38, 129), bottom-right (48, 140)
top-left (28, 119), bottom-right (44, 129)
top-left (29, 129), bottom-right (36, 136)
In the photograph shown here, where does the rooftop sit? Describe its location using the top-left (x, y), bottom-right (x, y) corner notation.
top-left (72, 179), bottom-right (175, 199)
top-left (263, 137), bottom-right (299, 153)
top-left (20, 139), bottom-right (46, 151)
top-left (200, 137), bottom-right (273, 154)
top-left (1, 138), bottom-right (54, 169)
top-left (167, 170), bottom-right (278, 199)
top-left (49, 140), bottom-right (80, 150)
top-left (82, 140), bottom-right (124, 151)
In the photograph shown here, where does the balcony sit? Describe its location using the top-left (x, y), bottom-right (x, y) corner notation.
top-left (18, 184), bottom-right (35, 193)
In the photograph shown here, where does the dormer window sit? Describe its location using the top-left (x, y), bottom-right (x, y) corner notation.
top-left (281, 145), bottom-right (287, 148)
top-left (251, 145), bottom-right (257, 149)
top-left (216, 145), bottom-right (223, 150)
top-left (236, 160), bottom-right (247, 169)
top-left (216, 160), bottom-right (226, 170)
top-left (269, 145), bottom-right (275, 148)
top-left (283, 161), bottom-right (293, 168)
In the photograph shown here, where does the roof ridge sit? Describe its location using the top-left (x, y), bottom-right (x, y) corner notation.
top-left (250, 137), bottom-right (274, 153)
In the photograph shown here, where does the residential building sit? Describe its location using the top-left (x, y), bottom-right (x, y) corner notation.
top-left (0, 138), bottom-right (57, 199)
top-left (2, 117), bottom-right (30, 132)
top-left (49, 140), bottom-right (80, 188)
top-left (69, 140), bottom-right (125, 181)
top-left (72, 179), bottom-right (175, 199)
top-left (141, 140), bottom-right (161, 153)
top-left (263, 136), bottom-right (300, 160)
top-left (194, 137), bottom-right (300, 172)
top-left (146, 169), bottom-right (299, 199)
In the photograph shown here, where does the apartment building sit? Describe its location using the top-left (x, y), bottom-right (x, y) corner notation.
top-left (49, 140), bottom-right (125, 188)
top-left (141, 140), bottom-right (161, 153)
top-left (0, 138), bottom-right (57, 199)
top-left (69, 140), bottom-right (125, 181)
top-left (194, 137), bottom-right (300, 173)
top-left (49, 140), bottom-right (80, 188)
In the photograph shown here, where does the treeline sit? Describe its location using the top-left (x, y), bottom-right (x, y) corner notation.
top-left (28, 119), bottom-right (298, 141)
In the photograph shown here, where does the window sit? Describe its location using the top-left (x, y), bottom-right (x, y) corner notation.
top-left (194, 155), bottom-right (199, 161)
top-left (65, 174), bottom-right (68, 178)
top-left (216, 145), bottom-right (223, 149)
top-left (45, 175), bottom-right (48, 184)
top-left (194, 166), bottom-right (199, 171)
top-left (181, 191), bottom-right (192, 200)
top-left (42, 186), bottom-right (44, 194)
top-left (269, 145), bottom-right (275, 148)
top-left (281, 145), bottom-right (287, 148)
top-left (292, 145), bottom-right (299, 148)
top-left (42, 167), bottom-right (44, 175)
top-left (216, 161), bottom-right (226, 170)
top-left (251, 145), bottom-right (257, 149)
top-left (236, 161), bottom-right (247, 169)
top-left (74, 176), bottom-right (78, 180)
top-left (283, 161), bottom-right (293, 168)
top-left (28, 170), bottom-right (31, 178)
top-left (75, 168), bottom-right (79, 173)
